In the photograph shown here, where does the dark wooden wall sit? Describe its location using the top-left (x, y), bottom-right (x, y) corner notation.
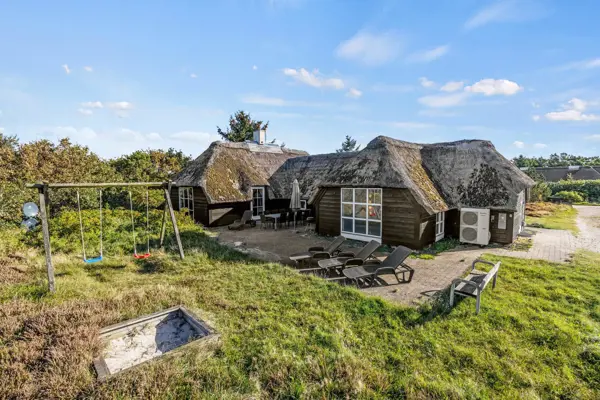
top-left (315, 187), bottom-right (341, 236)
top-left (381, 188), bottom-right (423, 249)
top-left (170, 186), bottom-right (209, 226)
top-left (208, 202), bottom-right (250, 226)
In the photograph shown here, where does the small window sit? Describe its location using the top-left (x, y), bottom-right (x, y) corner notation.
top-left (300, 200), bottom-right (307, 210)
top-left (178, 187), bottom-right (194, 219)
top-left (435, 212), bottom-right (445, 242)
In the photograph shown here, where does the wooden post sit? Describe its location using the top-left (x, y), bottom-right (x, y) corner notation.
top-left (159, 183), bottom-right (169, 248)
top-left (164, 182), bottom-right (184, 259)
top-left (38, 183), bottom-right (55, 292)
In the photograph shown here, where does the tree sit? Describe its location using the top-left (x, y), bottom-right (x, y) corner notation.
top-left (336, 135), bottom-right (360, 153)
top-left (217, 110), bottom-right (269, 142)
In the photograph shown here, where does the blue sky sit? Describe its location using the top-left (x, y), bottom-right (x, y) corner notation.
top-left (1, 0), bottom-right (600, 159)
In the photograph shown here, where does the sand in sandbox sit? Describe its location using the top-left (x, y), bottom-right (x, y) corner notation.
top-left (102, 313), bottom-right (201, 374)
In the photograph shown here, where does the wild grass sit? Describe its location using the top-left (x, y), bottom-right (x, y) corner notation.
top-left (504, 236), bottom-right (534, 252)
top-left (0, 211), bottom-right (599, 399)
top-left (526, 202), bottom-right (579, 234)
top-left (411, 238), bottom-right (461, 260)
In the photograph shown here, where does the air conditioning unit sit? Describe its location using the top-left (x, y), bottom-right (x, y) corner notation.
top-left (460, 208), bottom-right (490, 246)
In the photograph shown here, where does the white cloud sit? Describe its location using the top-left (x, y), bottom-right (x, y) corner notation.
top-left (81, 101), bottom-right (103, 108)
top-left (391, 121), bottom-right (436, 129)
top-left (346, 88), bottom-right (362, 99)
top-left (106, 102), bottom-right (134, 110)
top-left (532, 115), bottom-right (541, 121)
top-left (83, 66), bottom-right (93, 72)
top-left (62, 64), bottom-right (71, 74)
top-left (371, 83), bottom-right (413, 93)
top-left (532, 101), bottom-right (540, 108)
top-left (241, 94), bottom-right (329, 108)
top-left (513, 141), bottom-right (525, 149)
top-left (335, 30), bottom-right (404, 66)
top-left (440, 81), bottom-right (465, 92)
top-left (465, 79), bottom-right (522, 96)
top-left (170, 131), bottom-right (220, 145)
top-left (146, 132), bottom-right (162, 140)
top-left (252, 65), bottom-right (258, 70)
top-left (545, 98), bottom-right (600, 121)
top-left (419, 77), bottom-right (435, 88)
top-left (556, 58), bottom-right (600, 71)
top-left (283, 68), bottom-right (344, 89)
top-left (190, 73), bottom-right (197, 78)
top-left (78, 108), bottom-right (93, 115)
top-left (48, 126), bottom-right (97, 140)
top-left (534, 143), bottom-right (547, 149)
top-left (407, 45), bottom-right (450, 63)
top-left (418, 92), bottom-right (469, 108)
top-left (418, 109), bottom-right (457, 118)
top-left (119, 128), bottom-right (144, 141)
top-left (464, 0), bottom-right (547, 30)
top-left (585, 134), bottom-right (600, 141)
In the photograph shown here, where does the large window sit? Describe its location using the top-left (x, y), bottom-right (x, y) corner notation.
top-left (341, 188), bottom-right (382, 240)
top-left (435, 212), bottom-right (445, 242)
top-left (251, 187), bottom-right (265, 216)
top-left (178, 187), bottom-right (194, 218)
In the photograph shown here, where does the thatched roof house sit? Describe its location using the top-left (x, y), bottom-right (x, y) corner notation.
top-left (526, 166), bottom-right (600, 182)
top-left (172, 135), bottom-right (534, 248)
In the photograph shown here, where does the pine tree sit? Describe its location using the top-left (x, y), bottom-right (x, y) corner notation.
top-left (336, 135), bottom-right (360, 153)
top-left (216, 110), bottom-right (269, 142)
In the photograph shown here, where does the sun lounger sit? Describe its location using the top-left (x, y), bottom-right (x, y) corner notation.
top-left (289, 236), bottom-right (345, 265)
top-left (228, 210), bottom-right (254, 230)
top-left (318, 240), bottom-right (381, 276)
top-left (343, 245), bottom-right (414, 287)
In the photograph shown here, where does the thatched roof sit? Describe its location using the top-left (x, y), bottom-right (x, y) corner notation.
top-left (174, 141), bottom-right (307, 204)
top-left (524, 166), bottom-right (600, 182)
top-left (420, 139), bottom-right (535, 211)
top-left (176, 136), bottom-right (534, 213)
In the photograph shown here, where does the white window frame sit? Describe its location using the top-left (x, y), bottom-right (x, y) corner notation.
top-left (340, 188), bottom-right (382, 242)
top-left (300, 200), bottom-right (307, 210)
top-left (178, 187), bottom-right (194, 219)
top-left (435, 211), bottom-right (445, 242)
top-left (250, 186), bottom-right (265, 217)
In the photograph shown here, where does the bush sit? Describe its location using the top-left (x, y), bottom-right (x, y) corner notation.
top-left (530, 182), bottom-right (552, 202)
top-left (549, 180), bottom-right (600, 203)
top-left (555, 191), bottom-right (585, 203)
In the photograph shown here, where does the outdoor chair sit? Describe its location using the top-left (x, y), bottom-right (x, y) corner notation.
top-left (228, 210), bottom-right (254, 230)
top-left (259, 212), bottom-right (275, 229)
top-left (279, 211), bottom-right (288, 228)
top-left (289, 236), bottom-right (346, 266)
top-left (343, 245), bottom-right (414, 287)
top-left (317, 240), bottom-right (381, 276)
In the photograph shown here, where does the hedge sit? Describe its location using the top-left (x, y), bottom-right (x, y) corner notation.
top-left (549, 180), bottom-right (600, 203)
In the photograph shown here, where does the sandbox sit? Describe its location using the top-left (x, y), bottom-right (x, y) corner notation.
top-left (94, 306), bottom-right (218, 379)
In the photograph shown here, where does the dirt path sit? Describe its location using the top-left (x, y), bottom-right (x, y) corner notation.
top-left (573, 205), bottom-right (600, 253)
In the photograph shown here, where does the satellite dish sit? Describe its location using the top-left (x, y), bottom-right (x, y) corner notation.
top-left (23, 202), bottom-right (39, 218)
top-left (21, 218), bottom-right (38, 231)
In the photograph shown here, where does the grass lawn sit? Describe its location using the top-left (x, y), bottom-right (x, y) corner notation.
top-left (526, 202), bottom-right (580, 234)
top-left (1, 211), bottom-right (599, 399)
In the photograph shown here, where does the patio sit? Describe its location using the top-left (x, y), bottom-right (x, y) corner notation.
top-left (213, 225), bottom-right (486, 306)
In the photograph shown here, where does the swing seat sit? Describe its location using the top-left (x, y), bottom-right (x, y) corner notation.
top-left (134, 253), bottom-right (151, 260)
top-left (84, 256), bottom-right (103, 264)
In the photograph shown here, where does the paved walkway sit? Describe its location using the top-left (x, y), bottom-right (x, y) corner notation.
top-left (212, 206), bottom-right (600, 306)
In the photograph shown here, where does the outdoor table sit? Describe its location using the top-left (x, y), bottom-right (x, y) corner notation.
top-left (266, 213), bottom-right (281, 230)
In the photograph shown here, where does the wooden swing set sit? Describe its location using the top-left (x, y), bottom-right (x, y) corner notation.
top-left (25, 181), bottom-right (185, 293)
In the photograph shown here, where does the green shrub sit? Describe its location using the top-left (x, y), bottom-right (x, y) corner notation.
top-left (555, 191), bottom-right (585, 203)
top-left (549, 180), bottom-right (600, 203)
top-left (530, 181), bottom-right (551, 202)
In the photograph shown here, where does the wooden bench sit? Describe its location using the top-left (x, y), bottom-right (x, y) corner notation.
top-left (449, 259), bottom-right (500, 315)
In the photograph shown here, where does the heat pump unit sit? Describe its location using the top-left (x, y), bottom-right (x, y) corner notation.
top-left (460, 208), bottom-right (490, 246)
